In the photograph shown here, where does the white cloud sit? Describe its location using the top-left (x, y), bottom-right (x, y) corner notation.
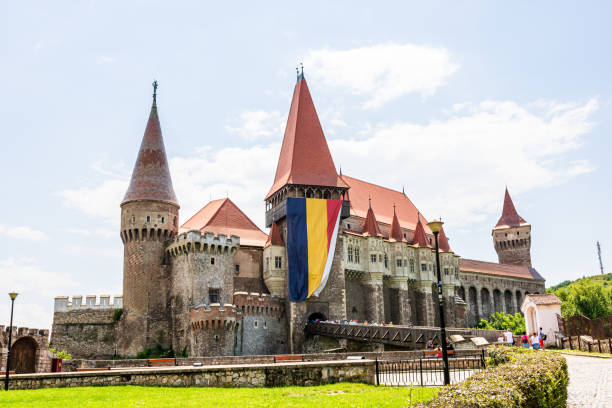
top-left (305, 43), bottom-right (459, 108)
top-left (96, 56), bottom-right (116, 64)
top-left (58, 179), bottom-right (127, 228)
top-left (225, 110), bottom-right (284, 140)
top-left (0, 224), bottom-right (46, 241)
top-left (0, 257), bottom-right (78, 329)
top-left (332, 98), bottom-right (598, 226)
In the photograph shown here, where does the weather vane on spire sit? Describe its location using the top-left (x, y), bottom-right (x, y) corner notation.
top-left (296, 62), bottom-right (305, 82)
top-left (152, 80), bottom-right (158, 102)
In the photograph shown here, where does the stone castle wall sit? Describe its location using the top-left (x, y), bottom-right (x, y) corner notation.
top-left (50, 295), bottom-right (122, 359)
top-left (234, 292), bottom-right (288, 355)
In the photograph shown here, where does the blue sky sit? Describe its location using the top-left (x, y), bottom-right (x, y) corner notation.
top-left (1, 1), bottom-right (610, 329)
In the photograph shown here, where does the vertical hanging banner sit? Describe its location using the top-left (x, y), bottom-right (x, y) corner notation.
top-left (286, 197), bottom-right (342, 302)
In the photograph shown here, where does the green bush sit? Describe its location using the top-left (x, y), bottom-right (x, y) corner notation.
top-left (113, 308), bottom-right (123, 322)
top-left (418, 346), bottom-right (568, 408)
top-left (474, 311), bottom-right (525, 335)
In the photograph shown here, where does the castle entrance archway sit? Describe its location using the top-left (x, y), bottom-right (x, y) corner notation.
top-left (9, 336), bottom-right (38, 374)
top-left (308, 312), bottom-right (327, 323)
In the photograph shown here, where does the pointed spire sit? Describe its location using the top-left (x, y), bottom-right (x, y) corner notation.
top-left (122, 82), bottom-right (178, 206)
top-left (266, 73), bottom-right (348, 199)
top-left (495, 188), bottom-right (527, 228)
top-left (389, 205), bottom-right (404, 242)
top-left (402, 185), bottom-right (405, 195)
top-left (438, 226), bottom-right (451, 252)
top-left (265, 222), bottom-right (285, 247)
top-left (412, 216), bottom-right (430, 247)
top-left (339, 164), bottom-right (342, 176)
top-left (362, 201), bottom-right (382, 237)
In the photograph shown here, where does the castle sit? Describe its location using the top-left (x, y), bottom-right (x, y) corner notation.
top-left (51, 74), bottom-right (545, 358)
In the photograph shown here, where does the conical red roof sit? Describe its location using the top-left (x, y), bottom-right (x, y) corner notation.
top-left (122, 98), bottom-right (178, 206)
top-left (412, 216), bottom-right (431, 248)
top-left (265, 76), bottom-right (347, 199)
top-left (389, 207), bottom-right (405, 242)
top-left (362, 203), bottom-right (383, 237)
top-left (265, 222), bottom-right (285, 247)
top-left (438, 226), bottom-right (451, 252)
top-left (495, 188), bottom-right (527, 228)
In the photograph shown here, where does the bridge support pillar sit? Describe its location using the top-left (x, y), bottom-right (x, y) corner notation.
top-left (416, 281), bottom-right (435, 326)
top-left (361, 272), bottom-right (384, 323)
top-left (387, 277), bottom-right (412, 325)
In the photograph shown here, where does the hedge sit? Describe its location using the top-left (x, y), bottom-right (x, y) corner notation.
top-left (417, 346), bottom-right (568, 408)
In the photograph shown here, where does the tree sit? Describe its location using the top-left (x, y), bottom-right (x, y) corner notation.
top-left (474, 312), bottom-right (526, 335)
top-left (555, 279), bottom-right (612, 319)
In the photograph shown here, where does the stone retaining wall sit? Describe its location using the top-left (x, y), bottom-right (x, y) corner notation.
top-left (61, 349), bottom-right (479, 372)
top-left (7, 360), bottom-right (375, 390)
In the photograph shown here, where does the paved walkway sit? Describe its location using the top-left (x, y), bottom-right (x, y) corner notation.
top-left (566, 354), bottom-right (612, 407)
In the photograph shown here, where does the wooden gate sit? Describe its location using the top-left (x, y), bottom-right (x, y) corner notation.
top-left (9, 337), bottom-right (38, 373)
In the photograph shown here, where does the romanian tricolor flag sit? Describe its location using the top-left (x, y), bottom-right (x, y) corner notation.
top-left (286, 197), bottom-right (343, 302)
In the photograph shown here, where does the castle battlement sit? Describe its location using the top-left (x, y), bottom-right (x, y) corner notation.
top-left (167, 230), bottom-right (240, 257)
top-left (1, 326), bottom-right (49, 346)
top-left (233, 292), bottom-right (284, 317)
top-left (190, 303), bottom-right (240, 331)
top-left (54, 295), bottom-right (123, 312)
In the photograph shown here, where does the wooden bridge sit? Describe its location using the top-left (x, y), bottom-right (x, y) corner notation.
top-left (305, 322), bottom-right (501, 349)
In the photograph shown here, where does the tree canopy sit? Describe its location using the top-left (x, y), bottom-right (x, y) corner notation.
top-left (474, 312), bottom-right (526, 335)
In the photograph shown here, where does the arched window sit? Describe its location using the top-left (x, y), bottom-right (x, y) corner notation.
top-left (410, 259), bottom-right (415, 273)
top-left (354, 247), bottom-right (360, 263)
top-left (347, 246), bottom-right (354, 262)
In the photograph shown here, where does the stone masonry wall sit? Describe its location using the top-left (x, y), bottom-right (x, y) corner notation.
top-left (51, 309), bottom-right (118, 359)
top-left (7, 360), bottom-right (375, 390)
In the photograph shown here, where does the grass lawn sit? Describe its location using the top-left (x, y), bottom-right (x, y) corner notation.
top-left (0, 383), bottom-right (438, 408)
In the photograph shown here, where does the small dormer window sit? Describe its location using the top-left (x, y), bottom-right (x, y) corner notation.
top-left (347, 224), bottom-right (351, 230)
top-left (146, 216), bottom-right (151, 223)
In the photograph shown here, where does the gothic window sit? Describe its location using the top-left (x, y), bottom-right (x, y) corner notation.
top-left (355, 248), bottom-right (360, 263)
top-left (348, 246), bottom-right (354, 262)
top-left (274, 256), bottom-right (282, 268)
top-left (410, 259), bottom-right (415, 273)
top-left (421, 263), bottom-right (427, 272)
top-left (210, 257), bottom-right (215, 265)
top-left (209, 289), bottom-right (219, 304)
top-left (384, 254), bottom-right (388, 268)
top-left (396, 259), bottom-right (402, 268)
top-left (444, 267), bottom-right (449, 276)
top-left (371, 254), bottom-right (377, 264)
top-left (378, 254), bottom-right (383, 263)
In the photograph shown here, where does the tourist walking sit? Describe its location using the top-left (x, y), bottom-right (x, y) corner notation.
top-left (538, 327), bottom-right (545, 349)
top-left (520, 332), bottom-right (530, 348)
top-left (504, 329), bottom-right (515, 346)
top-left (530, 332), bottom-right (540, 350)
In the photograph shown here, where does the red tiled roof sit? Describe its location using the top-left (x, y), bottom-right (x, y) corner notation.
top-left (340, 175), bottom-right (432, 234)
top-left (438, 226), bottom-right (451, 252)
top-left (265, 77), bottom-right (347, 199)
top-left (265, 222), bottom-right (284, 247)
top-left (524, 293), bottom-right (561, 305)
top-left (412, 216), bottom-right (431, 248)
top-left (181, 198), bottom-right (268, 247)
top-left (362, 204), bottom-right (383, 237)
top-left (459, 258), bottom-right (544, 280)
top-left (389, 207), bottom-right (405, 242)
top-left (122, 99), bottom-right (178, 206)
top-left (495, 188), bottom-right (527, 229)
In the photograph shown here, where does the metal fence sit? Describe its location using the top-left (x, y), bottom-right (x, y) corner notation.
top-left (375, 350), bottom-right (487, 386)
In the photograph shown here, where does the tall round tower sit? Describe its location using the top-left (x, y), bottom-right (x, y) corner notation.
top-left (119, 82), bottom-right (179, 356)
top-left (492, 188), bottom-right (531, 267)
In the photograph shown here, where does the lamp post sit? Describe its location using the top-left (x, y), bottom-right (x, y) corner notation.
top-left (427, 220), bottom-right (450, 386)
top-left (4, 292), bottom-right (18, 391)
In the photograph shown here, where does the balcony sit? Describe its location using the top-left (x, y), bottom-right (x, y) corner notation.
top-left (265, 199), bottom-right (350, 227)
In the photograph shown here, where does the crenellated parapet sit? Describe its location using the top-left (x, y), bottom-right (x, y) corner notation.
top-left (167, 230), bottom-right (240, 257)
top-left (233, 292), bottom-right (284, 318)
top-left (0, 326), bottom-right (49, 348)
top-left (190, 303), bottom-right (240, 332)
top-left (54, 295), bottom-right (123, 312)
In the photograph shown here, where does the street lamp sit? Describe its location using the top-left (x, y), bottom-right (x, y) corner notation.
top-left (427, 220), bottom-right (450, 386)
top-left (4, 292), bottom-right (18, 391)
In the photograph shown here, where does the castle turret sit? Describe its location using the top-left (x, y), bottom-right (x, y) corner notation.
top-left (492, 188), bottom-right (531, 267)
top-left (120, 82), bottom-right (179, 355)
